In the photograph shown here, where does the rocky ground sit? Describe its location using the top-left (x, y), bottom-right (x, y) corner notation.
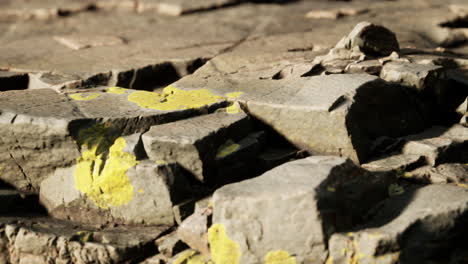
top-left (0, 0), bottom-right (467, 263)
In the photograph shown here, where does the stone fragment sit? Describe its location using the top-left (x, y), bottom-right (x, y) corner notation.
top-left (53, 34), bottom-right (125, 50)
top-left (155, 231), bottom-right (187, 259)
top-left (380, 62), bottom-right (444, 91)
top-left (40, 159), bottom-right (193, 226)
top-left (362, 154), bottom-right (425, 172)
top-left (335, 21), bottom-right (400, 56)
top-left (174, 73), bottom-right (429, 163)
top-left (328, 185), bottom-right (468, 264)
top-left (139, 0), bottom-right (240, 15)
top-left (0, 87), bottom-right (225, 193)
top-left (142, 112), bottom-right (252, 183)
top-left (345, 60), bottom-right (382, 75)
top-left (139, 254), bottom-right (167, 264)
top-left (0, 71), bottom-right (28, 91)
top-left (0, 216), bottom-right (165, 264)
top-left (305, 8), bottom-right (368, 19)
top-left (177, 205), bottom-right (212, 257)
top-left (402, 125), bottom-right (468, 166)
top-left (405, 163), bottom-right (468, 184)
top-left (211, 156), bottom-right (394, 264)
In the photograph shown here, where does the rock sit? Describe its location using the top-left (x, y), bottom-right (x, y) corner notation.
top-left (211, 156), bottom-right (394, 264)
top-left (362, 154), bottom-right (425, 172)
top-left (402, 125), bottom-right (468, 166)
top-left (173, 199), bottom-right (197, 225)
top-left (345, 60), bottom-right (382, 75)
top-left (0, 71), bottom-right (28, 91)
top-left (177, 205), bottom-right (212, 257)
top-left (405, 163), bottom-right (468, 184)
top-left (142, 111), bottom-right (252, 184)
top-left (328, 185), bottom-right (468, 264)
top-left (305, 8), bottom-right (368, 20)
top-left (380, 62), bottom-right (444, 91)
top-left (0, 87), bottom-right (226, 193)
top-left (335, 21), bottom-right (400, 56)
top-left (174, 73), bottom-right (429, 163)
top-left (155, 231), bottom-right (187, 259)
top-left (0, 215), bottom-right (165, 264)
top-left (53, 34), bottom-right (125, 50)
top-left (138, 254), bottom-right (167, 264)
top-left (140, 0), bottom-right (240, 16)
top-left (40, 159), bottom-right (193, 226)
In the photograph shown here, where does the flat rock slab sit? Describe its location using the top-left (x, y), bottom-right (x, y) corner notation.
top-left (0, 87), bottom-right (226, 193)
top-left (406, 163), bottom-right (468, 184)
top-left (173, 73), bottom-right (428, 163)
top-left (329, 185), bottom-right (468, 264)
top-left (402, 124), bottom-right (468, 165)
top-left (210, 156), bottom-right (394, 264)
top-left (140, 0), bottom-right (240, 15)
top-left (380, 61), bottom-right (444, 91)
top-left (142, 111), bottom-right (251, 184)
top-left (40, 159), bottom-right (193, 226)
top-left (0, 216), bottom-right (165, 264)
top-left (362, 153), bottom-right (425, 172)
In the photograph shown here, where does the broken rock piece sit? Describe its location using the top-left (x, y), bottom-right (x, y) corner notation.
top-left (329, 185), bottom-right (468, 264)
top-left (211, 156), bottom-right (393, 264)
top-left (142, 111), bottom-right (252, 184)
top-left (173, 74), bottom-right (429, 163)
top-left (335, 21), bottom-right (400, 56)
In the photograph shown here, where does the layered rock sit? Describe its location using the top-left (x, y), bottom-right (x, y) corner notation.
top-left (328, 185), bottom-right (468, 264)
top-left (0, 87), bottom-right (227, 193)
top-left (173, 73), bottom-right (428, 163)
top-left (210, 156), bottom-right (393, 264)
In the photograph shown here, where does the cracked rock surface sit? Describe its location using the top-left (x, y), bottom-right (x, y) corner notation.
top-left (1, 1), bottom-right (468, 264)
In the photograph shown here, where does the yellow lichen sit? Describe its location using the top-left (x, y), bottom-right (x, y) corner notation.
top-left (106, 86), bottom-right (127, 94)
top-left (127, 86), bottom-right (223, 111)
top-left (208, 224), bottom-right (241, 264)
top-left (457, 183), bottom-right (468, 188)
top-left (173, 250), bottom-right (210, 264)
top-left (226, 92), bottom-right (243, 100)
top-left (138, 188), bottom-right (144, 193)
top-left (264, 250), bottom-right (297, 264)
top-left (69, 93), bottom-right (101, 101)
top-left (74, 124), bottom-right (137, 209)
top-left (216, 139), bottom-right (240, 159)
top-left (325, 256), bottom-right (334, 264)
top-left (327, 186), bottom-right (336, 192)
top-left (225, 103), bottom-right (242, 114)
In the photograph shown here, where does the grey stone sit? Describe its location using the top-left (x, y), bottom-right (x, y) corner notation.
top-left (406, 163), bottom-right (468, 184)
top-left (380, 62), bottom-right (444, 91)
top-left (142, 112), bottom-right (252, 183)
top-left (174, 73), bottom-right (429, 163)
top-left (155, 231), bottom-right (186, 259)
top-left (0, 88), bottom-right (225, 193)
top-left (402, 125), bottom-right (468, 166)
top-left (362, 154), bottom-right (425, 172)
top-left (40, 160), bottom-right (193, 226)
top-left (177, 206), bottom-right (212, 257)
top-left (328, 185), bottom-right (468, 264)
top-left (139, 0), bottom-right (240, 15)
top-left (211, 156), bottom-right (394, 264)
top-left (345, 60), bottom-right (382, 75)
top-left (0, 216), bottom-right (165, 264)
top-left (335, 21), bottom-right (400, 56)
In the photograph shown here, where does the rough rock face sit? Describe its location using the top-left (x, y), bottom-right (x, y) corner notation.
top-left (173, 73), bottom-right (428, 163)
top-left (328, 185), bottom-right (468, 264)
top-left (335, 21), bottom-right (400, 56)
top-left (0, 216), bottom-right (165, 264)
top-left (210, 156), bottom-right (393, 264)
top-left (0, 87), bottom-right (226, 193)
top-left (142, 111), bottom-right (252, 184)
top-left (2, 1), bottom-right (468, 263)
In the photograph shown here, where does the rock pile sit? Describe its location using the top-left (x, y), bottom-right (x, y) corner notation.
top-left (0, 1), bottom-right (467, 263)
